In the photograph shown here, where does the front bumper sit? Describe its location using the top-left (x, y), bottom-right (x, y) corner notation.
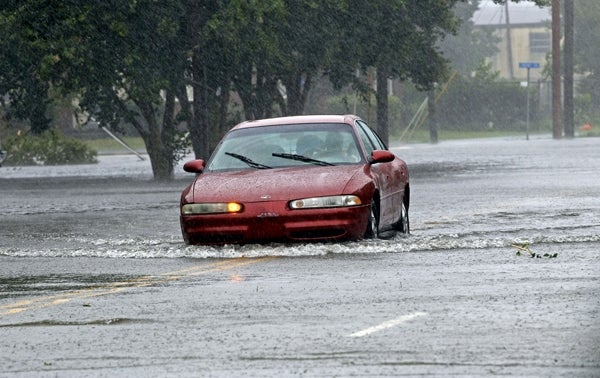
top-left (180, 201), bottom-right (370, 244)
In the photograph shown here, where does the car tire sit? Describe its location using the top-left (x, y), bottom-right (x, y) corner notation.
top-left (395, 200), bottom-right (410, 235)
top-left (365, 201), bottom-right (379, 239)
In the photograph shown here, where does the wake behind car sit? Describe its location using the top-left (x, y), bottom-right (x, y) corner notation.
top-left (180, 114), bottom-right (409, 244)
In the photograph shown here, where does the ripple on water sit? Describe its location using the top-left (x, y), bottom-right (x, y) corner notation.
top-left (1, 231), bottom-right (598, 259)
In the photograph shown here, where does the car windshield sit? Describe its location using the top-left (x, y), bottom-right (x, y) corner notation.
top-left (206, 123), bottom-right (363, 172)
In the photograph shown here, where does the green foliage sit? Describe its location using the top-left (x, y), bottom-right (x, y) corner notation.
top-left (393, 60), bottom-right (541, 133)
top-left (574, 0), bottom-right (600, 110)
top-left (324, 94), bottom-right (403, 131)
top-left (438, 1), bottom-right (500, 76)
top-left (0, 0), bottom-right (499, 177)
top-left (0, 0), bottom-right (188, 179)
top-left (169, 130), bottom-right (192, 166)
top-left (329, 0), bottom-right (459, 92)
top-left (3, 129), bottom-right (97, 166)
top-left (436, 76), bottom-right (533, 130)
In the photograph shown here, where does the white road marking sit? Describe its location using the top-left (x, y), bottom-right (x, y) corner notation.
top-left (349, 311), bottom-right (428, 337)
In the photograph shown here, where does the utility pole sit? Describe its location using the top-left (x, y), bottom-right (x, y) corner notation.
top-left (505, 2), bottom-right (514, 80)
top-left (563, 0), bottom-right (575, 138)
top-left (552, 0), bottom-right (562, 139)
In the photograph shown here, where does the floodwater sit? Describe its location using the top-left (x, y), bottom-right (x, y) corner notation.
top-left (0, 136), bottom-right (599, 258)
top-left (1, 136), bottom-right (599, 377)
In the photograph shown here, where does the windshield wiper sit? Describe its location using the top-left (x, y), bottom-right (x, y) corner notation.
top-left (272, 152), bottom-right (334, 166)
top-left (225, 152), bottom-right (271, 169)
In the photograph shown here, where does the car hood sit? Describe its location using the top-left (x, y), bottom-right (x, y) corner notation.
top-left (189, 165), bottom-right (364, 203)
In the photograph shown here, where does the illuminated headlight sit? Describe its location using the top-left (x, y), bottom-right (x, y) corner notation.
top-left (289, 195), bottom-right (362, 209)
top-left (181, 202), bottom-right (243, 215)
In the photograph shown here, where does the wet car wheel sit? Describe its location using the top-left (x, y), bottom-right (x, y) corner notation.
top-left (395, 201), bottom-right (410, 235)
top-left (365, 202), bottom-right (379, 239)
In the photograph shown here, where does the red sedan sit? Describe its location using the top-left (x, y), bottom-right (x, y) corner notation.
top-left (180, 115), bottom-right (409, 244)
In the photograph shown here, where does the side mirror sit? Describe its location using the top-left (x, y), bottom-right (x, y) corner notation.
top-left (183, 159), bottom-right (205, 173)
top-left (369, 150), bottom-right (396, 164)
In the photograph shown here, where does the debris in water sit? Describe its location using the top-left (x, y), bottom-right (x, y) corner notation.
top-left (511, 243), bottom-right (558, 259)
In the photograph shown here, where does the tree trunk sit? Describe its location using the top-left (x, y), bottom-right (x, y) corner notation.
top-left (185, 0), bottom-right (211, 160)
top-left (29, 81), bottom-right (51, 135)
top-left (375, 65), bottom-right (390, 146)
top-left (217, 80), bottom-right (232, 137)
top-left (427, 89), bottom-right (438, 144)
top-left (136, 99), bottom-right (174, 180)
top-left (285, 72), bottom-right (312, 116)
top-left (189, 56), bottom-right (211, 160)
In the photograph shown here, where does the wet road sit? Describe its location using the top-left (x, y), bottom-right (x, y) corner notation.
top-left (1, 136), bottom-right (599, 376)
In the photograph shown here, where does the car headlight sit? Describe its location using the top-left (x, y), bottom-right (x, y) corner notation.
top-left (182, 202), bottom-right (243, 215)
top-left (289, 195), bottom-right (362, 209)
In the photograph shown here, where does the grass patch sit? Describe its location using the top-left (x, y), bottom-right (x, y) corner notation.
top-left (81, 137), bottom-right (146, 153)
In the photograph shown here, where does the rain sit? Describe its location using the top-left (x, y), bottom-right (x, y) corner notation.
top-left (1, 0), bottom-right (599, 376)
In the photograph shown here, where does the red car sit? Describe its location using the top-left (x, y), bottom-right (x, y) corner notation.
top-left (180, 114), bottom-right (409, 244)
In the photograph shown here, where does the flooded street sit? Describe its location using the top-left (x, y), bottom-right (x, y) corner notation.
top-left (1, 136), bottom-right (599, 376)
top-left (1, 136), bottom-right (598, 258)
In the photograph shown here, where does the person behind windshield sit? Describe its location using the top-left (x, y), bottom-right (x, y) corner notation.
top-left (321, 132), bottom-right (345, 157)
top-left (296, 135), bottom-right (321, 157)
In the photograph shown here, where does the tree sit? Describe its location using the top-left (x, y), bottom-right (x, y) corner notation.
top-left (5, 0), bottom-right (555, 179)
top-left (66, 1), bottom-right (188, 180)
top-left (438, 0), bottom-right (500, 77)
top-left (0, 1), bottom-right (57, 134)
top-left (268, 1), bottom-right (342, 116)
top-left (0, 0), bottom-right (189, 179)
top-left (182, 1), bottom-right (288, 160)
top-left (197, 0), bottom-right (337, 120)
top-left (573, 0), bottom-right (600, 112)
top-left (328, 0), bottom-right (459, 145)
top-left (182, 0), bottom-right (344, 159)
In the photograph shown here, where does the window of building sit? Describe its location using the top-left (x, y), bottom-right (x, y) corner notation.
top-left (529, 32), bottom-right (550, 54)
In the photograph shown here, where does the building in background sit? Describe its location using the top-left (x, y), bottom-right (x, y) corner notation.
top-left (473, 0), bottom-right (551, 81)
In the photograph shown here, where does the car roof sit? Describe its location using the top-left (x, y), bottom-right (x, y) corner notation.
top-left (231, 114), bottom-right (360, 130)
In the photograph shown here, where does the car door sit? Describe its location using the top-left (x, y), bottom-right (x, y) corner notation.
top-left (355, 120), bottom-right (403, 226)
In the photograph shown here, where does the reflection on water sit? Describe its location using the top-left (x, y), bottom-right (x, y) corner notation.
top-left (0, 318), bottom-right (154, 327)
top-left (0, 273), bottom-right (141, 298)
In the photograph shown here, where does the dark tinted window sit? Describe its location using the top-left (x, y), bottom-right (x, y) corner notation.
top-left (356, 120), bottom-right (387, 151)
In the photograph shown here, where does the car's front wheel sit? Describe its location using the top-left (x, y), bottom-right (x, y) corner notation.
top-left (365, 202), bottom-right (379, 239)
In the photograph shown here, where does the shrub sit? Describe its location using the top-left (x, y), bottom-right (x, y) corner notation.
top-left (3, 129), bottom-right (97, 166)
top-left (436, 76), bottom-right (533, 130)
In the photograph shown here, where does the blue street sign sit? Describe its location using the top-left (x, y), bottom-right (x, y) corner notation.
top-left (519, 62), bottom-right (541, 69)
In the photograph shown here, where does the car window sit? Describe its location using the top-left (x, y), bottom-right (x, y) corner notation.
top-left (356, 120), bottom-right (387, 151)
top-left (356, 121), bottom-right (376, 156)
top-left (206, 123), bottom-right (364, 172)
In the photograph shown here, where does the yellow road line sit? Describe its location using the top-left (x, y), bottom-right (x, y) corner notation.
top-left (0, 257), bottom-right (275, 316)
